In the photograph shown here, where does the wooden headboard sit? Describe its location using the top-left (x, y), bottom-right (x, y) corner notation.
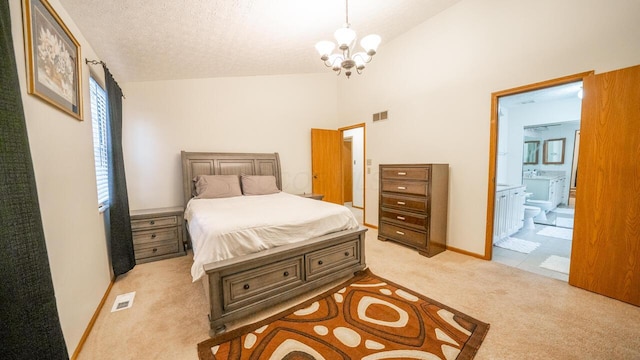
top-left (181, 151), bottom-right (282, 207)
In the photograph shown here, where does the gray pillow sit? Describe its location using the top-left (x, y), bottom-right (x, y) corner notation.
top-left (193, 175), bottom-right (242, 199)
top-left (241, 175), bottom-right (280, 195)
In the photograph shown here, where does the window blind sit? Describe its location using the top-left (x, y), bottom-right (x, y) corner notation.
top-left (90, 77), bottom-right (110, 210)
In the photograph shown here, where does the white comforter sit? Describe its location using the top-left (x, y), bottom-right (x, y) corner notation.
top-left (184, 192), bottom-right (359, 281)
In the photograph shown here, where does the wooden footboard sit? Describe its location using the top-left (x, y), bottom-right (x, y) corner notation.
top-left (202, 227), bottom-right (367, 336)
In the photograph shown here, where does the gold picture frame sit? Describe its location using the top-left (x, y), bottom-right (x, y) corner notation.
top-left (23, 0), bottom-right (83, 120)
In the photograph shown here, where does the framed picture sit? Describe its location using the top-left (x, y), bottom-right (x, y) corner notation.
top-left (23, 0), bottom-right (83, 120)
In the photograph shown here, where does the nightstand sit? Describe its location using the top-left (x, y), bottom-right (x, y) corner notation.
top-left (130, 206), bottom-right (186, 264)
top-left (297, 193), bottom-right (324, 200)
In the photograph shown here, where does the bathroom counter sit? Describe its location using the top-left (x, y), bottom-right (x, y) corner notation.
top-left (496, 184), bottom-right (526, 191)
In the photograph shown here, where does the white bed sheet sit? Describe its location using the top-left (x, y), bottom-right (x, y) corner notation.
top-left (184, 192), bottom-right (359, 281)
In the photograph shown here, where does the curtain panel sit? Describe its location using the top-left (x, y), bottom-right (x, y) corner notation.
top-left (0, 0), bottom-right (69, 358)
top-left (103, 65), bottom-right (135, 276)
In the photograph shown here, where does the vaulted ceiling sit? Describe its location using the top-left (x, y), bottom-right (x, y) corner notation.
top-left (57, 0), bottom-right (461, 82)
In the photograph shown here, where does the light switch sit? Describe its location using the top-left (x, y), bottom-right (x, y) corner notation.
top-left (366, 159), bottom-right (372, 165)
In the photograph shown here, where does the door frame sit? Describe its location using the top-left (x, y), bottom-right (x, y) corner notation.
top-left (339, 123), bottom-right (366, 224)
top-left (484, 71), bottom-right (593, 260)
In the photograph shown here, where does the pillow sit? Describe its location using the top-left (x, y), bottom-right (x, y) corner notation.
top-left (193, 175), bottom-right (242, 199)
top-left (241, 175), bottom-right (280, 195)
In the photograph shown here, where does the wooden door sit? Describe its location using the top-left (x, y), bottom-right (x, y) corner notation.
top-left (569, 64), bottom-right (640, 306)
top-left (311, 129), bottom-right (343, 204)
top-left (343, 139), bottom-right (353, 203)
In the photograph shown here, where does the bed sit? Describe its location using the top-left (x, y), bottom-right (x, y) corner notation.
top-left (181, 151), bottom-right (367, 336)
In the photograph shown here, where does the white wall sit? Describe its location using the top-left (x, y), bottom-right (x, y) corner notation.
top-left (336, 0), bottom-right (640, 255)
top-left (343, 127), bottom-right (364, 207)
top-left (9, 0), bottom-right (111, 354)
top-left (121, 74), bottom-right (340, 210)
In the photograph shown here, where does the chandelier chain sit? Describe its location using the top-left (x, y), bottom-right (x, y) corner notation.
top-left (345, 0), bottom-right (349, 25)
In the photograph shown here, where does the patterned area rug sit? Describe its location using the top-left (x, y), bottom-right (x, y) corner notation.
top-left (197, 269), bottom-right (489, 360)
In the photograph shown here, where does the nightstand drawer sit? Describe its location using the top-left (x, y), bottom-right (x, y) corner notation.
top-left (132, 227), bottom-right (178, 246)
top-left (131, 215), bottom-right (178, 230)
top-left (381, 167), bottom-right (429, 181)
top-left (381, 179), bottom-right (427, 196)
top-left (134, 241), bottom-right (180, 260)
top-left (306, 240), bottom-right (360, 281)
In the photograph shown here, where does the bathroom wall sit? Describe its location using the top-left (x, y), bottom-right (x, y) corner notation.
top-left (343, 127), bottom-right (364, 208)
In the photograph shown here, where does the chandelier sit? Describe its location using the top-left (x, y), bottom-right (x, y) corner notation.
top-left (315, 0), bottom-right (381, 78)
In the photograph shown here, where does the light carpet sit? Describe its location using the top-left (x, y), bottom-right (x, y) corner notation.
top-left (536, 226), bottom-right (573, 240)
top-left (197, 269), bottom-right (489, 360)
top-left (539, 255), bottom-right (570, 274)
top-left (495, 237), bottom-right (541, 254)
top-left (555, 217), bottom-right (574, 229)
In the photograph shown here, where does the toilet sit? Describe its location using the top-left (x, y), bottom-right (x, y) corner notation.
top-left (523, 205), bottom-right (541, 229)
top-left (525, 199), bottom-right (554, 221)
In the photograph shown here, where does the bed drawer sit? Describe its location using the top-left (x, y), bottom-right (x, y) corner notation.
top-left (131, 215), bottom-right (178, 230)
top-left (134, 241), bottom-right (180, 260)
top-left (306, 240), bottom-right (360, 281)
top-left (223, 257), bottom-right (304, 312)
top-left (379, 221), bottom-right (427, 248)
top-left (132, 227), bottom-right (178, 245)
top-left (381, 179), bottom-right (427, 196)
top-left (381, 167), bottom-right (430, 181)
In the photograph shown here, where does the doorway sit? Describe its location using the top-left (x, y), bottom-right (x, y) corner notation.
top-left (485, 72), bottom-right (591, 281)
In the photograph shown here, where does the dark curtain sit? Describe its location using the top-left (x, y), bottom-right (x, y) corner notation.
top-left (103, 65), bottom-right (135, 276)
top-left (0, 1), bottom-right (69, 359)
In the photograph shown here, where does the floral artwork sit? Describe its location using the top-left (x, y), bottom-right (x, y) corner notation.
top-left (24, 0), bottom-right (82, 120)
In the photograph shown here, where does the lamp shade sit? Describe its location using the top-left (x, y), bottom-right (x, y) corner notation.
top-left (360, 34), bottom-right (381, 55)
top-left (315, 41), bottom-right (335, 57)
top-left (334, 26), bottom-right (356, 48)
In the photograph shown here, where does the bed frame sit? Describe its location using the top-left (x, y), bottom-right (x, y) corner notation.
top-left (181, 151), bottom-right (367, 336)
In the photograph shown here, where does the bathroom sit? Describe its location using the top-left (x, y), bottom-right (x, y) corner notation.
top-left (492, 81), bottom-right (582, 281)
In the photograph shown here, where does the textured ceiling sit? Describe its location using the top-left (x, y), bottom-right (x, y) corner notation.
top-left (57, 0), bottom-right (461, 82)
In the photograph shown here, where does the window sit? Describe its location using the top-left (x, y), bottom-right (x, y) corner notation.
top-left (90, 76), bottom-right (109, 211)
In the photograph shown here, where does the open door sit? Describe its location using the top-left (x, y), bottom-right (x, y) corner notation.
top-left (570, 64), bottom-right (640, 306)
top-left (343, 139), bottom-right (353, 203)
top-left (311, 128), bottom-right (343, 204)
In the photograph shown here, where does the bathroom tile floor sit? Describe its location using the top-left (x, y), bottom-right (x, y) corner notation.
top-left (493, 208), bottom-right (574, 282)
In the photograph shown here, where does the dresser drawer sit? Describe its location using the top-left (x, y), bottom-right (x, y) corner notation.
top-left (131, 215), bottom-right (178, 230)
top-left (381, 167), bottom-right (429, 181)
top-left (380, 208), bottom-right (427, 229)
top-left (381, 179), bottom-right (427, 196)
top-left (134, 241), bottom-right (180, 260)
top-left (379, 222), bottom-right (426, 248)
top-left (132, 227), bottom-right (178, 246)
top-left (380, 194), bottom-right (427, 213)
top-left (223, 257), bottom-right (304, 311)
top-left (306, 240), bottom-right (360, 281)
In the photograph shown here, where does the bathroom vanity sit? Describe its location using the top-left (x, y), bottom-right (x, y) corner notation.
top-left (523, 173), bottom-right (566, 207)
top-left (493, 184), bottom-right (526, 242)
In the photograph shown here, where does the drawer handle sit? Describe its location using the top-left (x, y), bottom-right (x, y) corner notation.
top-left (397, 186), bottom-right (406, 190)
top-left (150, 220), bottom-right (155, 225)
top-left (397, 201), bottom-right (406, 205)
top-left (243, 284), bottom-right (250, 290)
top-left (397, 172), bottom-right (407, 176)
top-left (344, 251), bottom-right (350, 256)
top-left (397, 216), bottom-right (405, 221)
top-left (396, 231), bottom-right (405, 236)
top-left (151, 234), bottom-right (157, 239)
top-left (283, 271), bottom-right (289, 277)
top-left (318, 260), bottom-right (323, 265)
top-left (152, 248), bottom-right (158, 253)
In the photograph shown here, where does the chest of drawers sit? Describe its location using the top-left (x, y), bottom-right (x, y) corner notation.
top-left (130, 207), bottom-right (186, 263)
top-left (378, 164), bottom-right (449, 257)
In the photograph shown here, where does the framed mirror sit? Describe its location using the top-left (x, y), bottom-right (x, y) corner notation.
top-left (543, 138), bottom-right (566, 164)
top-left (523, 141), bottom-right (540, 164)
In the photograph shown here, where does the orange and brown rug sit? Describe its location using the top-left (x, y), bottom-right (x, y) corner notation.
top-left (198, 269), bottom-right (489, 360)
